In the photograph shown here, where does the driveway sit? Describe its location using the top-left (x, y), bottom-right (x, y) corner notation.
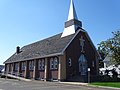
top-left (0, 78), bottom-right (118, 90)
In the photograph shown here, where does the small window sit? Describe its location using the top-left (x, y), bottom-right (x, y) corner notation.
top-left (29, 61), bottom-right (31, 70)
top-left (29, 61), bottom-right (34, 70)
top-left (38, 60), bottom-right (42, 70)
top-left (15, 63), bottom-right (18, 71)
top-left (54, 57), bottom-right (58, 69)
top-left (38, 59), bottom-right (45, 70)
top-left (68, 58), bottom-right (72, 66)
top-left (50, 58), bottom-right (54, 70)
top-left (41, 59), bottom-right (45, 70)
top-left (21, 62), bottom-right (26, 70)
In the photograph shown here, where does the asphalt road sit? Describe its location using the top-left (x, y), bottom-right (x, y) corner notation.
top-left (0, 78), bottom-right (119, 90)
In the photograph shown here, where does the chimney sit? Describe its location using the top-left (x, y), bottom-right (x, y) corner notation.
top-left (16, 46), bottom-right (20, 54)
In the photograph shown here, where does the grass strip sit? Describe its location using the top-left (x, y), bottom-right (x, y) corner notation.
top-left (90, 82), bottom-right (120, 88)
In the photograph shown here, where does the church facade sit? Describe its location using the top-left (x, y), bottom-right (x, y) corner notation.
top-left (4, 0), bottom-right (99, 82)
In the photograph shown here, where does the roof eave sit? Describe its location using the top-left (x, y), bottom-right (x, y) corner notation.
top-left (4, 52), bottom-right (63, 64)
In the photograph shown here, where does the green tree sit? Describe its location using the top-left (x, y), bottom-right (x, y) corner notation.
top-left (98, 31), bottom-right (120, 65)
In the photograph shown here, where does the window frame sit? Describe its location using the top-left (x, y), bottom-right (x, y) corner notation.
top-left (41, 59), bottom-right (45, 70)
top-left (54, 57), bottom-right (58, 69)
top-left (50, 57), bottom-right (58, 70)
top-left (15, 63), bottom-right (18, 71)
top-left (38, 60), bottom-right (41, 70)
top-left (21, 62), bottom-right (26, 71)
top-left (38, 59), bottom-right (45, 70)
top-left (68, 58), bottom-right (72, 67)
top-left (29, 61), bottom-right (34, 70)
top-left (50, 58), bottom-right (54, 70)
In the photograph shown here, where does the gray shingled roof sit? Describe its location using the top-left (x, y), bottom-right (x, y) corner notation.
top-left (4, 33), bottom-right (75, 63)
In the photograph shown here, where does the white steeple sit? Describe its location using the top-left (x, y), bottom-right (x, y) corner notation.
top-left (67, 0), bottom-right (78, 21)
top-left (61, 0), bottom-right (82, 38)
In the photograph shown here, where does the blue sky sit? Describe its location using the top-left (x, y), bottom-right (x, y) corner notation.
top-left (0, 0), bottom-right (120, 65)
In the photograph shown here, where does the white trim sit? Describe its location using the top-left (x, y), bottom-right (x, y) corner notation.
top-left (61, 25), bottom-right (76, 38)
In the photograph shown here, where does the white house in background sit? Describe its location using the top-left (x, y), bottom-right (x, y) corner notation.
top-left (100, 53), bottom-right (120, 76)
top-left (103, 54), bottom-right (112, 68)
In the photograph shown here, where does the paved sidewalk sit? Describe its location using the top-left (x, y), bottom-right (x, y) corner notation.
top-left (1, 78), bottom-right (119, 90)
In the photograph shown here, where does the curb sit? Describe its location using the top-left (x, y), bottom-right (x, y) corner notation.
top-left (59, 82), bottom-right (88, 85)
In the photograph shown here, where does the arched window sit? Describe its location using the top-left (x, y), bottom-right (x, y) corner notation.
top-left (42, 59), bottom-right (45, 70)
top-left (29, 61), bottom-right (34, 70)
top-left (68, 58), bottom-right (72, 67)
top-left (78, 54), bottom-right (87, 75)
top-left (38, 59), bottom-right (45, 70)
top-left (21, 62), bottom-right (26, 70)
top-left (15, 63), bottom-right (18, 71)
top-left (54, 57), bottom-right (58, 69)
top-left (38, 59), bottom-right (42, 70)
top-left (50, 57), bottom-right (58, 70)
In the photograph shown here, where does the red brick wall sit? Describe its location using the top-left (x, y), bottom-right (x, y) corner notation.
top-left (66, 31), bottom-right (98, 79)
top-left (47, 57), bottom-right (58, 80)
top-left (39, 71), bottom-right (44, 79)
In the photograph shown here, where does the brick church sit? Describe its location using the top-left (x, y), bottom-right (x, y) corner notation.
top-left (4, 0), bottom-right (99, 82)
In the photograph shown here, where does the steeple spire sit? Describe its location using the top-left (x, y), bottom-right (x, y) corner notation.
top-left (61, 0), bottom-right (82, 38)
top-left (67, 0), bottom-right (78, 21)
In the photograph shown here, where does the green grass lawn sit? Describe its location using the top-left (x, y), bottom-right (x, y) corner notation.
top-left (90, 82), bottom-right (120, 88)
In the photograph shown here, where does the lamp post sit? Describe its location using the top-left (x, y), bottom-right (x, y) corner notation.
top-left (88, 68), bottom-right (90, 83)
